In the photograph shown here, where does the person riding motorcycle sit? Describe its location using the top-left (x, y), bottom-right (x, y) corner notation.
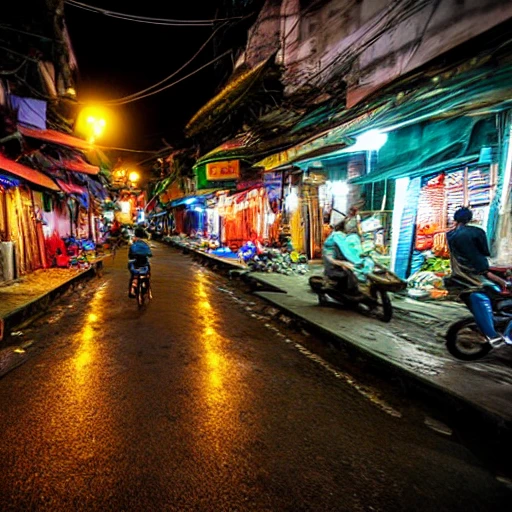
top-left (446, 207), bottom-right (511, 344)
top-left (322, 222), bottom-right (359, 293)
top-left (128, 226), bottom-right (152, 298)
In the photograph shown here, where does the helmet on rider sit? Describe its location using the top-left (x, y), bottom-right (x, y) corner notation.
top-left (134, 227), bottom-right (146, 239)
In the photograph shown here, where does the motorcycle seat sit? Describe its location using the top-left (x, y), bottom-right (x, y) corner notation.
top-left (132, 266), bottom-right (150, 275)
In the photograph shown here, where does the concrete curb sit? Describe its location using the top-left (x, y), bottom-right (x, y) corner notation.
top-left (0, 257), bottom-right (107, 344)
top-left (163, 239), bottom-right (512, 436)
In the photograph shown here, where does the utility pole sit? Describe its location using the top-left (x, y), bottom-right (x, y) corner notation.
top-left (45, 0), bottom-right (73, 93)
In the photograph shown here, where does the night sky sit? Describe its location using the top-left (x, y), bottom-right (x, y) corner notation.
top-left (65, 1), bottom-right (228, 153)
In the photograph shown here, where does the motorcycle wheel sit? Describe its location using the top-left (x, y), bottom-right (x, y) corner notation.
top-left (446, 317), bottom-right (492, 360)
top-left (137, 279), bottom-right (146, 308)
top-left (372, 289), bottom-right (393, 322)
top-left (318, 293), bottom-right (329, 306)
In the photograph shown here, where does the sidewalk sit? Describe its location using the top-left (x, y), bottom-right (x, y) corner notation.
top-left (0, 255), bottom-right (108, 342)
top-left (167, 238), bottom-right (512, 430)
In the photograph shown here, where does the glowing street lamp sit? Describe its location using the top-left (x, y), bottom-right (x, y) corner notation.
top-left (86, 116), bottom-right (106, 143)
top-left (128, 171), bottom-right (140, 186)
top-left (76, 106), bottom-right (110, 144)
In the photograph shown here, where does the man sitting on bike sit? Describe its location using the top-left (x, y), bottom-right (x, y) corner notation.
top-left (128, 226), bottom-right (152, 298)
top-left (447, 207), bottom-right (511, 343)
top-left (322, 222), bottom-right (359, 293)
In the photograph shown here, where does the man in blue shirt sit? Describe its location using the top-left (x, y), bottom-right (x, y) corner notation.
top-left (128, 227), bottom-right (152, 298)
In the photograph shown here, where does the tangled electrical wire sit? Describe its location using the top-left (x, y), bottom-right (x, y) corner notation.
top-left (65, 0), bottom-right (244, 27)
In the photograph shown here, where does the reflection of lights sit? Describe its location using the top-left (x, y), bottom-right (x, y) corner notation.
top-left (185, 198), bottom-right (196, 205)
top-left (72, 287), bottom-right (105, 379)
top-left (194, 206), bottom-right (204, 213)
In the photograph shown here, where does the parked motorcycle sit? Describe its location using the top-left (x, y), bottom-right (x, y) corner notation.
top-left (445, 267), bottom-right (512, 360)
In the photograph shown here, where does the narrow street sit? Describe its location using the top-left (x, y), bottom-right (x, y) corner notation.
top-left (0, 244), bottom-right (509, 511)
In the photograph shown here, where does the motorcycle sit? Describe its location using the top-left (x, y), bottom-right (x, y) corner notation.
top-left (445, 267), bottom-right (512, 360)
top-left (130, 264), bottom-right (152, 308)
top-left (309, 232), bottom-right (406, 322)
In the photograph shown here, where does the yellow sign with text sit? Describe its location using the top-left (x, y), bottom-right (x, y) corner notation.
top-left (206, 160), bottom-right (240, 181)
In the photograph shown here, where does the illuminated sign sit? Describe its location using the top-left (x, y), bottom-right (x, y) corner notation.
top-left (206, 160), bottom-right (240, 181)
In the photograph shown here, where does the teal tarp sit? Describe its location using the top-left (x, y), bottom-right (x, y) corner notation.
top-left (351, 115), bottom-right (497, 184)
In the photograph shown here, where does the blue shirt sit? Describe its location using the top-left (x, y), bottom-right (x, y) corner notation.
top-left (129, 240), bottom-right (152, 267)
top-left (447, 224), bottom-right (490, 274)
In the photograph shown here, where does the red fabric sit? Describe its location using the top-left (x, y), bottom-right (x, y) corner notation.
top-left (0, 153), bottom-right (59, 190)
top-left (45, 231), bottom-right (68, 267)
top-left (174, 208), bottom-right (185, 234)
top-left (56, 179), bottom-right (87, 195)
top-left (59, 157), bottom-right (99, 175)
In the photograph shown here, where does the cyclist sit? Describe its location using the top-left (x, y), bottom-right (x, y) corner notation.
top-left (128, 226), bottom-right (152, 298)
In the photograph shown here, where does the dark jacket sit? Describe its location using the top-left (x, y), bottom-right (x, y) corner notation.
top-left (447, 224), bottom-right (490, 274)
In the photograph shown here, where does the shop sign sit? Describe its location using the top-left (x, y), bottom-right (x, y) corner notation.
top-left (236, 179), bottom-right (263, 191)
top-left (206, 160), bottom-right (240, 181)
top-left (264, 172), bottom-right (283, 202)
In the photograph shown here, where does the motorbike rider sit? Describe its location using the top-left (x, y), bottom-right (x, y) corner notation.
top-left (446, 207), bottom-right (511, 344)
top-left (128, 226), bottom-right (152, 298)
top-left (340, 205), bottom-right (363, 236)
top-left (322, 222), bottom-right (359, 293)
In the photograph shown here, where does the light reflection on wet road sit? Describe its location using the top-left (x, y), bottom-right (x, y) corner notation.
top-left (0, 244), bottom-right (510, 511)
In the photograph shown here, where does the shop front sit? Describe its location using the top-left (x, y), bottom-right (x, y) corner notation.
top-left (350, 112), bottom-right (508, 298)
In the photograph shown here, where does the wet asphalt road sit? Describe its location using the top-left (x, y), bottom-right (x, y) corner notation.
top-left (0, 243), bottom-right (510, 511)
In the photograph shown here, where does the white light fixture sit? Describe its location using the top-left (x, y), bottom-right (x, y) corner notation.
top-left (353, 129), bottom-right (388, 151)
top-left (329, 181), bottom-right (349, 196)
top-left (285, 189), bottom-right (299, 212)
top-left (119, 201), bottom-right (131, 214)
top-left (339, 129), bottom-right (388, 154)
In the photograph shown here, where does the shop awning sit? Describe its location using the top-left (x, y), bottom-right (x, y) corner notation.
top-left (148, 210), bottom-right (168, 218)
top-left (169, 188), bottom-right (226, 208)
top-left (351, 155), bottom-right (479, 184)
top-left (273, 142), bottom-right (351, 170)
top-left (59, 157), bottom-right (100, 175)
top-left (0, 154), bottom-right (59, 191)
top-left (19, 126), bottom-right (92, 151)
top-left (55, 178), bottom-right (88, 195)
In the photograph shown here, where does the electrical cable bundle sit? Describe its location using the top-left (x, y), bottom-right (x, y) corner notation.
top-left (65, 1), bottom-right (243, 26)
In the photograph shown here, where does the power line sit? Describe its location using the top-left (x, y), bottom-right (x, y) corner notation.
top-left (104, 49), bottom-right (233, 106)
top-left (0, 24), bottom-right (52, 42)
top-left (106, 21), bottom-right (229, 104)
top-left (0, 45), bottom-right (39, 63)
top-left (65, 0), bottom-right (244, 26)
top-left (0, 59), bottom-right (27, 76)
